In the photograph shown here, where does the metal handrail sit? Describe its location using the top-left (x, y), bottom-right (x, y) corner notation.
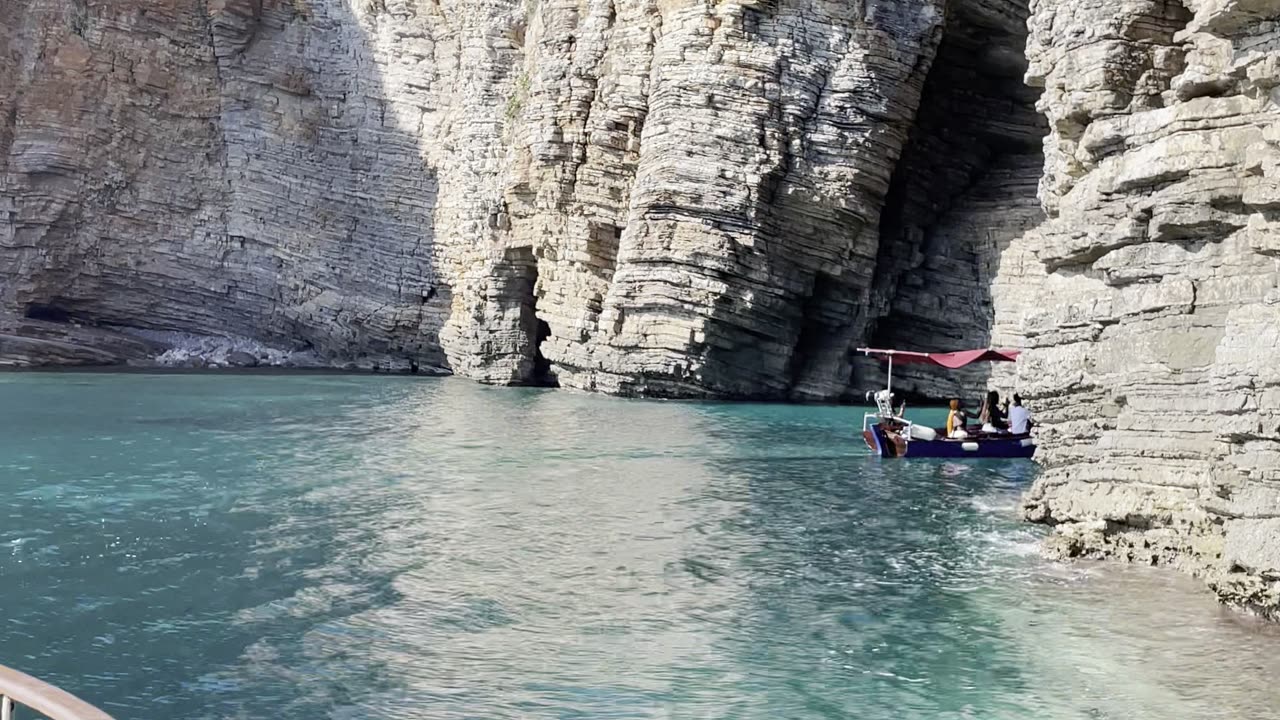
top-left (0, 665), bottom-right (113, 720)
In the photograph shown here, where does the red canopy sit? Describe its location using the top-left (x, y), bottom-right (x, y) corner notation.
top-left (856, 347), bottom-right (1021, 369)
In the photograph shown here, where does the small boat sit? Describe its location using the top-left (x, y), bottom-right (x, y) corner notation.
top-left (857, 347), bottom-right (1035, 459)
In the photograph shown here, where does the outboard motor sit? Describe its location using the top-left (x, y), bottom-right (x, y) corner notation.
top-left (872, 390), bottom-right (895, 418)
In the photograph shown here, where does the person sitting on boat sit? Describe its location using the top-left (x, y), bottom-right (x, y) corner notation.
top-left (1008, 394), bottom-right (1033, 435)
top-left (979, 390), bottom-right (1007, 433)
top-left (946, 399), bottom-right (969, 439)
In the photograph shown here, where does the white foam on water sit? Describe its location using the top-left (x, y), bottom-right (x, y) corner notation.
top-left (968, 493), bottom-right (1019, 515)
top-left (981, 530), bottom-right (1042, 558)
top-left (956, 526), bottom-right (1044, 562)
top-left (122, 329), bottom-right (324, 368)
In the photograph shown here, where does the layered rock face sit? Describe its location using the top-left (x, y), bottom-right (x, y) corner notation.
top-left (510, 0), bottom-right (947, 398)
top-left (2, 0), bottom-right (1041, 394)
top-left (1016, 0), bottom-right (1280, 616)
top-left (0, 0), bottom-right (459, 370)
top-left (509, 0), bottom-right (1050, 400)
top-left (858, 0), bottom-right (1047, 400)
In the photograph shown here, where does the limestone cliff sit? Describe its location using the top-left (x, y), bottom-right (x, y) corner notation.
top-left (1, 0), bottom-right (1038, 391)
top-left (0, 0), bottom-right (456, 370)
top-left (1014, 0), bottom-right (1280, 617)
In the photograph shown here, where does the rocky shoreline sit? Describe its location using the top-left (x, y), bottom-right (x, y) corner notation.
top-left (1008, 0), bottom-right (1280, 621)
top-left (0, 316), bottom-right (450, 373)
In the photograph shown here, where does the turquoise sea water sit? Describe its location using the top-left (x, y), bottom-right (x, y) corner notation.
top-left (2, 373), bottom-right (1279, 720)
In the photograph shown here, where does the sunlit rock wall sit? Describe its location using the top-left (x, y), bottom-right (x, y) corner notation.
top-left (500, 0), bottom-right (949, 399)
top-left (1016, 0), bottom-right (1280, 617)
top-left (0, 0), bottom-right (996, 393)
top-left (0, 0), bottom-right (1041, 397)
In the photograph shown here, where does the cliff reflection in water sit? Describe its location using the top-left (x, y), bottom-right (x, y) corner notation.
top-left (1, 373), bottom-right (1278, 720)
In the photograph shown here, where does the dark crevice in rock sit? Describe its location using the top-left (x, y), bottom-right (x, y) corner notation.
top-left (516, 254), bottom-right (559, 388)
top-left (24, 302), bottom-right (73, 324)
top-left (532, 317), bottom-right (557, 387)
top-left (854, 0), bottom-right (1047, 401)
top-left (787, 272), bottom-right (846, 397)
top-left (788, 281), bottom-right (828, 390)
top-left (586, 221), bottom-right (621, 282)
top-left (1124, 0), bottom-right (1194, 110)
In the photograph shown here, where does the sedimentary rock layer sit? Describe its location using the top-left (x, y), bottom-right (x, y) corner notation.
top-left (859, 0), bottom-right (1047, 400)
top-left (513, 0), bottom-right (948, 399)
top-left (1, 0), bottom-right (456, 371)
top-left (1015, 0), bottom-right (1280, 617)
top-left (2, 0), bottom-right (1041, 396)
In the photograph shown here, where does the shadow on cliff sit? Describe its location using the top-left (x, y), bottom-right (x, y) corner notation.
top-left (196, 0), bottom-right (454, 369)
top-left (3, 0), bottom-right (452, 370)
top-left (690, 0), bottom-right (945, 403)
top-left (691, 0), bottom-right (1045, 404)
top-left (857, 0), bottom-right (1048, 404)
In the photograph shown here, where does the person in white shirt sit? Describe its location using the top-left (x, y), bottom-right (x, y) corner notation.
top-left (1008, 394), bottom-right (1033, 435)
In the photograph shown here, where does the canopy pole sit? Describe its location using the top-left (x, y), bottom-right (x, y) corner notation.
top-left (887, 355), bottom-right (893, 395)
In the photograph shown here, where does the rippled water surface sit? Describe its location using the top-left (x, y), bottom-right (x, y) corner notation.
top-left (3, 373), bottom-right (1279, 719)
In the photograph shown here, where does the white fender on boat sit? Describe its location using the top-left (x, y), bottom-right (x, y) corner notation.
top-left (1020, 438), bottom-right (1035, 448)
top-left (961, 442), bottom-right (979, 452)
top-left (909, 425), bottom-right (938, 441)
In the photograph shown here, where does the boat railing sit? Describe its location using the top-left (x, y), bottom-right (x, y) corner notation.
top-left (0, 664), bottom-right (113, 720)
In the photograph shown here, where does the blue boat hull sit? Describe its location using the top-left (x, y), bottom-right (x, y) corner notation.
top-left (863, 424), bottom-right (1035, 459)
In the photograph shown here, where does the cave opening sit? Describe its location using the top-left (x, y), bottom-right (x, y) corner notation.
top-left (855, 0), bottom-right (1048, 401)
top-left (787, 271), bottom-right (865, 402)
top-left (532, 315), bottom-right (558, 387)
top-left (498, 244), bottom-right (560, 388)
top-left (524, 260), bottom-right (559, 389)
top-left (24, 302), bottom-right (72, 324)
top-left (789, 273), bottom-right (838, 389)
